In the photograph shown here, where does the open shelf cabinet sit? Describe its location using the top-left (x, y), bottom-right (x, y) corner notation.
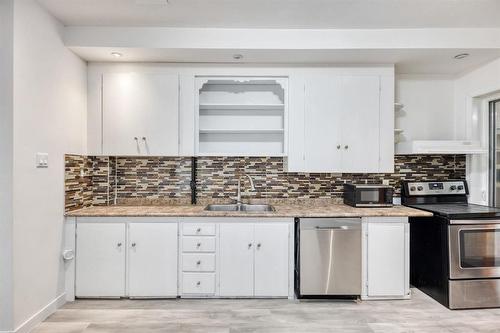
top-left (195, 77), bottom-right (288, 156)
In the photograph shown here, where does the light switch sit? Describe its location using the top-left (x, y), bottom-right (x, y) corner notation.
top-left (36, 153), bottom-right (49, 168)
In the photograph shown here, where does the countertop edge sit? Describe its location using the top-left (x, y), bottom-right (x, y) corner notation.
top-left (65, 205), bottom-right (433, 218)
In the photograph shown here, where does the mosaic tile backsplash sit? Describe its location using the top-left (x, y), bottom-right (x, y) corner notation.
top-left (65, 154), bottom-right (466, 212)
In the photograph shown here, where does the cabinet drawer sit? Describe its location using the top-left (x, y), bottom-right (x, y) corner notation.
top-left (182, 254), bottom-right (216, 272)
top-left (182, 237), bottom-right (216, 253)
top-left (182, 273), bottom-right (215, 295)
top-left (183, 223), bottom-right (216, 236)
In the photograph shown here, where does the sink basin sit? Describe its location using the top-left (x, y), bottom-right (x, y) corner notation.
top-left (205, 204), bottom-right (275, 212)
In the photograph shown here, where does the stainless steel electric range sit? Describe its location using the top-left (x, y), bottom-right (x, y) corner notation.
top-left (402, 180), bottom-right (500, 309)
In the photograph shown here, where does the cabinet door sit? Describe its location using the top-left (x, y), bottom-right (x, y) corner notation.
top-left (254, 223), bottom-right (289, 297)
top-left (102, 73), bottom-right (179, 156)
top-left (219, 223), bottom-right (254, 296)
top-left (366, 222), bottom-right (407, 297)
top-left (76, 223), bottom-right (126, 297)
top-left (303, 73), bottom-right (343, 172)
top-left (340, 76), bottom-right (381, 172)
top-left (128, 223), bottom-right (178, 297)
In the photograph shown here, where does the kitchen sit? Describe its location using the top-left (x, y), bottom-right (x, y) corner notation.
top-left (2, 1), bottom-right (500, 332)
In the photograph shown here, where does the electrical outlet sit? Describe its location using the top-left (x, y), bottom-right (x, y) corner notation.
top-left (382, 179), bottom-right (390, 185)
top-left (36, 153), bottom-right (49, 168)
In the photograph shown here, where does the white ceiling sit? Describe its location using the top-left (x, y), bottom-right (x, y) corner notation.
top-left (38, 0), bottom-right (500, 29)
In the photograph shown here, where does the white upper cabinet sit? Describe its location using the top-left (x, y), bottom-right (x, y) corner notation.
top-left (286, 69), bottom-right (394, 173)
top-left (303, 74), bottom-right (342, 172)
top-left (102, 73), bottom-right (179, 156)
top-left (340, 75), bottom-right (382, 173)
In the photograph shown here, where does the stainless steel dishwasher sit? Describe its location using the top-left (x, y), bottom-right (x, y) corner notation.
top-left (295, 218), bottom-right (362, 298)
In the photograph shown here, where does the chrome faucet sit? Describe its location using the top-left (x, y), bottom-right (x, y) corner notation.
top-left (236, 173), bottom-right (256, 204)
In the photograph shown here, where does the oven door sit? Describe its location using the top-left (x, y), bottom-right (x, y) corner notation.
top-left (449, 222), bottom-right (500, 279)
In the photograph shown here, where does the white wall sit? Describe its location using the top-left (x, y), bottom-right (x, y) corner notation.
top-left (454, 58), bottom-right (500, 204)
top-left (12, 0), bottom-right (87, 330)
top-left (395, 74), bottom-right (456, 142)
top-left (0, 0), bottom-right (14, 331)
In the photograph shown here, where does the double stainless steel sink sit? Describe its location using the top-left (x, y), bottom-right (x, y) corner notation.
top-left (205, 203), bottom-right (275, 212)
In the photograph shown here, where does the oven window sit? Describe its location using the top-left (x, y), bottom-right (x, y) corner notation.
top-left (360, 190), bottom-right (380, 202)
top-left (459, 229), bottom-right (500, 268)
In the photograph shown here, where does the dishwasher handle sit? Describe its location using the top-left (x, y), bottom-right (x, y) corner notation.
top-left (315, 226), bottom-right (358, 230)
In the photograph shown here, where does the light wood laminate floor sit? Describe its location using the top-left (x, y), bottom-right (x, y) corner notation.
top-left (33, 289), bottom-right (500, 333)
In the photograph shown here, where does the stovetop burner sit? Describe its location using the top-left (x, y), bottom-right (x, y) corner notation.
top-left (401, 180), bottom-right (500, 219)
top-left (405, 203), bottom-right (500, 219)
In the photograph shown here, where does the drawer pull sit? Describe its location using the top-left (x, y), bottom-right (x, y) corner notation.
top-left (131, 242), bottom-right (137, 248)
top-left (117, 242), bottom-right (122, 247)
top-left (197, 243), bottom-right (201, 248)
top-left (196, 228), bottom-right (201, 233)
top-left (196, 281), bottom-right (201, 286)
top-left (257, 243), bottom-right (261, 249)
top-left (196, 260), bottom-right (201, 265)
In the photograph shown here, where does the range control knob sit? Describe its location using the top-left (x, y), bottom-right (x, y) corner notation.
top-left (410, 186), bottom-right (416, 192)
top-left (458, 185), bottom-right (464, 190)
top-left (417, 186), bottom-right (423, 191)
top-left (450, 185), bottom-right (457, 191)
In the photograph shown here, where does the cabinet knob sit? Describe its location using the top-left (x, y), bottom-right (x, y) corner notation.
top-left (248, 243), bottom-right (252, 248)
top-left (196, 260), bottom-right (201, 265)
top-left (197, 243), bottom-right (201, 248)
top-left (117, 242), bottom-right (122, 247)
top-left (196, 228), bottom-right (201, 233)
top-left (344, 145), bottom-right (349, 150)
top-left (196, 281), bottom-right (201, 286)
top-left (134, 137), bottom-right (138, 141)
top-left (131, 243), bottom-right (136, 247)
top-left (336, 145), bottom-right (341, 150)
top-left (257, 243), bottom-right (262, 249)
top-left (142, 137), bottom-right (146, 141)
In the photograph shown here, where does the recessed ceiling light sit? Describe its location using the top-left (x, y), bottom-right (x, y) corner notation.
top-left (233, 54), bottom-right (243, 60)
top-left (111, 52), bottom-right (123, 58)
top-left (454, 53), bottom-right (469, 60)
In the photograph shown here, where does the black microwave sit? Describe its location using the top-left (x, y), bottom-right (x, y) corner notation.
top-left (343, 184), bottom-right (394, 207)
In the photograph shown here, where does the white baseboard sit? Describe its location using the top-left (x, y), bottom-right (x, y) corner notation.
top-left (14, 293), bottom-right (66, 333)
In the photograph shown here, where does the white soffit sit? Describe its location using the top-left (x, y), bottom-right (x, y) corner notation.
top-left (64, 27), bottom-right (500, 74)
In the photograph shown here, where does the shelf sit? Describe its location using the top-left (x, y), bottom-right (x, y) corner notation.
top-left (199, 128), bottom-right (284, 134)
top-left (199, 104), bottom-right (285, 110)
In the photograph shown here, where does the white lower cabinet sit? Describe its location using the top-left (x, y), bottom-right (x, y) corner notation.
top-left (219, 223), bottom-right (255, 297)
top-left (75, 219), bottom-right (178, 298)
top-left (182, 273), bottom-right (216, 295)
top-left (254, 223), bottom-right (289, 297)
top-left (219, 222), bottom-right (290, 297)
top-left (73, 217), bottom-right (293, 299)
top-left (75, 223), bottom-right (126, 297)
top-left (362, 217), bottom-right (410, 300)
top-left (128, 223), bottom-right (178, 298)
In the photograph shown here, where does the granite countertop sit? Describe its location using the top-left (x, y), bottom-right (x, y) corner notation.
top-left (66, 203), bottom-right (432, 218)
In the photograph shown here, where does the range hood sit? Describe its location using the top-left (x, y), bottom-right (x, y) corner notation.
top-left (396, 140), bottom-right (486, 155)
